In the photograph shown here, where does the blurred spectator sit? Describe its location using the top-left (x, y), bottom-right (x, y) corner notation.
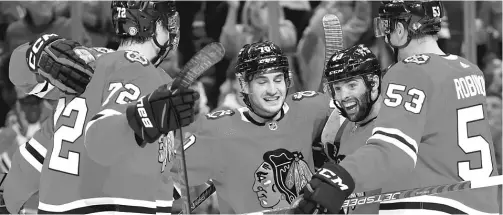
top-left (5, 1), bottom-right (89, 54)
top-left (219, 0), bottom-right (297, 60)
top-left (486, 93), bottom-right (502, 172)
top-left (54, 1), bottom-right (113, 47)
top-left (216, 58), bottom-right (245, 111)
top-left (484, 58), bottom-right (502, 97)
top-left (296, 1), bottom-right (372, 92)
top-left (478, 1), bottom-right (502, 59)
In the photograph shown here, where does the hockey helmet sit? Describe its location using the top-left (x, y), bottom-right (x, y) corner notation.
top-left (374, 0), bottom-right (444, 38)
top-left (324, 44), bottom-right (381, 88)
top-left (236, 41), bottom-right (291, 85)
top-left (111, 0), bottom-right (180, 66)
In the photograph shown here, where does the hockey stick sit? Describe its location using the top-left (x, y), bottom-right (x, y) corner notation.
top-left (170, 42), bottom-right (225, 214)
top-left (321, 14), bottom-right (344, 93)
top-left (189, 180), bottom-right (216, 212)
top-left (247, 175), bottom-right (503, 214)
top-left (322, 14), bottom-right (343, 68)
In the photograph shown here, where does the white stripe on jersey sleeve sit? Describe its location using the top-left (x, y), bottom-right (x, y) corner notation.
top-left (367, 127), bottom-right (419, 166)
top-left (84, 109), bottom-right (122, 137)
top-left (0, 152), bottom-right (10, 172)
top-left (156, 200), bottom-right (173, 207)
top-left (380, 195), bottom-right (498, 215)
top-left (28, 81), bottom-right (55, 98)
top-left (38, 197), bottom-right (157, 212)
top-left (19, 138), bottom-right (47, 172)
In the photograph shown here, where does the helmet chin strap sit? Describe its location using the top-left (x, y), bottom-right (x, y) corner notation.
top-left (385, 33), bottom-right (412, 63)
top-left (151, 34), bottom-right (171, 67)
top-left (241, 93), bottom-right (280, 120)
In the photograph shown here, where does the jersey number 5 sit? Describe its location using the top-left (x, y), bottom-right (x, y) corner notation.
top-left (457, 105), bottom-right (493, 181)
top-left (48, 98), bottom-right (88, 175)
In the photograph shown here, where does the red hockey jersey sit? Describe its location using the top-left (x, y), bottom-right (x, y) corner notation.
top-left (183, 91), bottom-right (331, 213)
top-left (3, 118), bottom-right (51, 213)
top-left (340, 54), bottom-right (499, 214)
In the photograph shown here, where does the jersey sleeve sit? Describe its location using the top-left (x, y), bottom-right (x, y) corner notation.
top-left (172, 119), bottom-right (217, 187)
top-left (3, 118), bottom-right (52, 214)
top-left (9, 43), bottom-right (63, 100)
top-left (84, 61), bottom-right (165, 166)
top-left (340, 62), bottom-right (433, 192)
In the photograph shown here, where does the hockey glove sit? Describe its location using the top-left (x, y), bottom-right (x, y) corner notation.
top-left (126, 84), bottom-right (200, 144)
top-left (294, 162), bottom-right (355, 214)
top-left (26, 34), bottom-right (94, 95)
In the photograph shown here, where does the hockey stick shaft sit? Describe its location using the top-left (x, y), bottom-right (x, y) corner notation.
top-left (170, 43), bottom-right (224, 214)
top-left (189, 181), bottom-right (216, 212)
top-left (248, 175), bottom-right (503, 214)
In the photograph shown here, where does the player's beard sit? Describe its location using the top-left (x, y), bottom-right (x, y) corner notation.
top-left (340, 90), bottom-right (371, 122)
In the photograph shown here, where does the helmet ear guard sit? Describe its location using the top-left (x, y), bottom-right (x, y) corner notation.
top-left (374, 0), bottom-right (444, 38)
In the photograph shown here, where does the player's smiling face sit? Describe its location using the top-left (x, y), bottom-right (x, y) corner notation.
top-left (332, 76), bottom-right (371, 121)
top-left (248, 71), bottom-right (287, 117)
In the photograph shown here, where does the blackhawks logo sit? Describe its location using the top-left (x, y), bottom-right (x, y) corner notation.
top-left (158, 131), bottom-right (176, 173)
top-left (252, 148), bottom-right (314, 209)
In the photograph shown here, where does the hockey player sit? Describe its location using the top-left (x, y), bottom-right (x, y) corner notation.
top-left (179, 41), bottom-right (332, 213)
top-left (321, 44), bottom-right (383, 214)
top-left (6, 1), bottom-right (199, 214)
top-left (295, 1), bottom-right (500, 214)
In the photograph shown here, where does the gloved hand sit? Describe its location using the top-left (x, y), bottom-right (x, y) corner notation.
top-left (294, 162), bottom-right (355, 214)
top-left (26, 34), bottom-right (94, 95)
top-left (126, 84), bottom-right (200, 144)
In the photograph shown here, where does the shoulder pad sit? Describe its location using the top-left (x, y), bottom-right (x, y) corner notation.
top-left (123, 50), bottom-right (150, 66)
top-left (92, 47), bottom-right (115, 54)
top-left (291, 91), bottom-right (319, 101)
top-left (402, 54), bottom-right (430, 65)
top-left (205, 109), bottom-right (235, 120)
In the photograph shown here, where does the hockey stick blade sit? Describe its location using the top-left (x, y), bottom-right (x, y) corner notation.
top-left (247, 175), bottom-right (503, 214)
top-left (171, 42), bottom-right (225, 90)
top-left (321, 14), bottom-right (343, 93)
top-left (322, 14), bottom-right (343, 69)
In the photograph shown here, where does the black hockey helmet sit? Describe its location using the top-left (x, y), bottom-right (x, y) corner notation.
top-left (374, 0), bottom-right (444, 38)
top-left (324, 44), bottom-right (381, 87)
top-left (324, 44), bottom-right (382, 121)
top-left (111, 1), bottom-right (180, 67)
top-left (236, 41), bottom-right (291, 85)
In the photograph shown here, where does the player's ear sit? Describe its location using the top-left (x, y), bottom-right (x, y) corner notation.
top-left (370, 74), bottom-right (380, 100)
top-left (395, 22), bottom-right (407, 42)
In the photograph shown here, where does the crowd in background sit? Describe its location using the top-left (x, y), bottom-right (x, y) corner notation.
top-left (0, 1), bottom-right (501, 214)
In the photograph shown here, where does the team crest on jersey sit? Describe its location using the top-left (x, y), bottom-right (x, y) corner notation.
top-left (253, 148), bottom-right (313, 209)
top-left (403, 54), bottom-right (430, 65)
top-left (124, 50), bottom-right (150, 66)
top-left (292, 91), bottom-right (318, 101)
top-left (206, 109), bottom-right (235, 120)
top-left (158, 132), bottom-right (175, 173)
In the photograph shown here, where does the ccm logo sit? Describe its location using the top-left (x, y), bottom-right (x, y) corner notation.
top-left (136, 97), bottom-right (153, 128)
top-left (27, 34), bottom-right (58, 71)
top-left (318, 168), bottom-right (349, 191)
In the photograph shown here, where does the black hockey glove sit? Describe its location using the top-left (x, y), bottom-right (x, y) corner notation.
top-left (26, 34), bottom-right (94, 95)
top-left (294, 162), bottom-right (355, 214)
top-left (126, 84), bottom-right (200, 144)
